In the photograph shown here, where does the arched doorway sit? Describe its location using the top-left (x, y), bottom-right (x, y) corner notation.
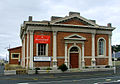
top-left (70, 46), bottom-right (79, 68)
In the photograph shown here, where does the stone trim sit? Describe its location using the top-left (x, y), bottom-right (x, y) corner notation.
top-left (84, 56), bottom-right (109, 58)
top-left (27, 26), bottom-right (113, 35)
top-left (50, 14), bottom-right (99, 27)
top-left (64, 34), bottom-right (86, 41)
top-left (97, 37), bottom-right (106, 56)
top-left (68, 44), bottom-right (82, 69)
top-left (108, 35), bottom-right (112, 66)
top-left (11, 53), bottom-right (20, 59)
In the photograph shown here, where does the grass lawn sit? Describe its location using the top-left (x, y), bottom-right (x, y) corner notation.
top-left (112, 61), bottom-right (120, 66)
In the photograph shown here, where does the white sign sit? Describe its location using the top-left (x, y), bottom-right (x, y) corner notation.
top-left (34, 56), bottom-right (51, 61)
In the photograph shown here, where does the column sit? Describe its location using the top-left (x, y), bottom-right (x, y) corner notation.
top-left (91, 34), bottom-right (96, 67)
top-left (22, 36), bottom-right (25, 68)
top-left (29, 31), bottom-right (33, 69)
top-left (108, 35), bottom-right (112, 66)
top-left (53, 31), bottom-right (57, 68)
top-left (46, 44), bottom-right (48, 56)
top-left (64, 43), bottom-right (67, 66)
top-left (82, 43), bottom-right (85, 67)
top-left (26, 32), bottom-right (29, 69)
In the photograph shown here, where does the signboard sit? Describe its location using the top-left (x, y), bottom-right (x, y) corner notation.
top-left (34, 35), bottom-right (50, 44)
top-left (34, 56), bottom-right (51, 62)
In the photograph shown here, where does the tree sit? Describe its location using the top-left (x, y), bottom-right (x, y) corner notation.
top-left (112, 45), bottom-right (120, 53)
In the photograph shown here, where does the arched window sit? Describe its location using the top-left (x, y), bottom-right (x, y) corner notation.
top-left (98, 39), bottom-right (105, 55)
top-left (70, 47), bottom-right (79, 52)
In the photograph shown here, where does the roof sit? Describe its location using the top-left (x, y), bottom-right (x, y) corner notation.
top-left (20, 12), bottom-right (116, 39)
top-left (8, 46), bottom-right (22, 51)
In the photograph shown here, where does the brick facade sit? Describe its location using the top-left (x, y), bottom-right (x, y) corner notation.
top-left (8, 46), bottom-right (22, 64)
top-left (9, 12), bottom-right (114, 69)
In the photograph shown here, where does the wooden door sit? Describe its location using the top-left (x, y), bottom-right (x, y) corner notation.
top-left (70, 53), bottom-right (79, 68)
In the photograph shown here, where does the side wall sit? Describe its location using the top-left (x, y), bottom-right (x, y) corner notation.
top-left (9, 47), bottom-right (22, 64)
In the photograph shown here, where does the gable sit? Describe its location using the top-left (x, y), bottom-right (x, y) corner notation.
top-left (57, 17), bottom-right (87, 26)
top-left (50, 13), bottom-right (99, 27)
top-left (64, 34), bottom-right (86, 41)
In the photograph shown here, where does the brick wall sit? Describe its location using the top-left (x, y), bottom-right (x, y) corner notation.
top-left (60, 18), bottom-right (86, 26)
top-left (34, 62), bottom-right (50, 67)
top-left (33, 31), bottom-right (53, 67)
top-left (95, 34), bottom-right (109, 56)
top-left (96, 58), bottom-right (108, 65)
top-left (8, 46), bottom-right (22, 64)
top-left (57, 32), bottom-right (92, 56)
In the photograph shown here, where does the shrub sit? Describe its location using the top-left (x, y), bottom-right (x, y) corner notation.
top-left (46, 67), bottom-right (52, 70)
top-left (35, 67), bottom-right (40, 74)
top-left (58, 64), bottom-right (68, 72)
top-left (85, 66), bottom-right (89, 68)
top-left (117, 57), bottom-right (120, 61)
top-left (105, 65), bottom-right (111, 68)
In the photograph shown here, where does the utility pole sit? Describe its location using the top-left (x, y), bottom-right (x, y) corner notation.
top-left (113, 51), bottom-right (116, 74)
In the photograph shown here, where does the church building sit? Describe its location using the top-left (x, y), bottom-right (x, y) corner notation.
top-left (10, 12), bottom-right (115, 69)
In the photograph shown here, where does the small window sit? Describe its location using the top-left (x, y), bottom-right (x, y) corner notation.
top-left (38, 44), bottom-right (46, 56)
top-left (12, 53), bottom-right (19, 59)
top-left (98, 39), bottom-right (104, 55)
top-left (70, 47), bottom-right (78, 52)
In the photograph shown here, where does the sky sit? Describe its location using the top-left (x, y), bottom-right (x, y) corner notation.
top-left (0, 0), bottom-right (120, 59)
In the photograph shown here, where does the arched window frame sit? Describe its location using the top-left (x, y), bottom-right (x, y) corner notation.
top-left (97, 37), bottom-right (106, 56)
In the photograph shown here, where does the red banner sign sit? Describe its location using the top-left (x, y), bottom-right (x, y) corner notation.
top-left (34, 35), bottom-right (50, 44)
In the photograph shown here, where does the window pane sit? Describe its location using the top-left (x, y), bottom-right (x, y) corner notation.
top-left (99, 39), bottom-right (104, 55)
top-left (12, 54), bottom-right (19, 58)
top-left (70, 47), bottom-right (78, 52)
top-left (38, 44), bottom-right (46, 56)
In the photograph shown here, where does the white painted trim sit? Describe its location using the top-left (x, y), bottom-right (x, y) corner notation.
top-left (23, 37), bottom-right (25, 67)
top-left (11, 53), bottom-right (20, 59)
top-left (50, 14), bottom-right (98, 26)
top-left (82, 43), bottom-right (85, 67)
top-left (28, 26), bottom-right (113, 35)
top-left (97, 37), bottom-right (106, 57)
top-left (36, 43), bottom-right (38, 56)
top-left (65, 40), bottom-right (84, 44)
top-left (26, 33), bottom-right (29, 68)
top-left (64, 43), bottom-right (67, 66)
top-left (29, 31), bottom-right (33, 69)
top-left (46, 44), bottom-right (48, 56)
top-left (64, 34), bottom-right (86, 41)
top-left (36, 44), bottom-right (48, 56)
top-left (53, 31), bottom-right (57, 68)
top-left (108, 35), bottom-right (112, 66)
top-left (91, 34), bottom-right (96, 66)
top-left (84, 56), bottom-right (109, 58)
top-left (68, 45), bottom-right (81, 69)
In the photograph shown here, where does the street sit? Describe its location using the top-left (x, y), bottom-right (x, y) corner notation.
top-left (0, 66), bottom-right (120, 84)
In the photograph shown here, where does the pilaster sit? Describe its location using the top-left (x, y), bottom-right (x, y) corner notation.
top-left (64, 43), bottom-right (68, 66)
top-left (91, 34), bottom-right (96, 67)
top-left (22, 36), bottom-right (25, 67)
top-left (26, 32), bottom-right (29, 69)
top-left (82, 43), bottom-right (85, 67)
top-left (53, 31), bottom-right (57, 69)
top-left (108, 35), bottom-right (112, 66)
top-left (29, 30), bottom-right (34, 69)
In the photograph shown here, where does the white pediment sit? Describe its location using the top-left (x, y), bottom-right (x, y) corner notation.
top-left (50, 14), bottom-right (99, 27)
top-left (64, 34), bottom-right (86, 41)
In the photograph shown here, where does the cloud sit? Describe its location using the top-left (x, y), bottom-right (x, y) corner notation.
top-left (0, 0), bottom-right (120, 59)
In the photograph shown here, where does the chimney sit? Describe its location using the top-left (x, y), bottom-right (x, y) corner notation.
top-left (90, 20), bottom-right (96, 23)
top-left (28, 16), bottom-right (32, 22)
top-left (107, 23), bottom-right (112, 27)
top-left (69, 12), bottom-right (80, 16)
top-left (51, 16), bottom-right (62, 21)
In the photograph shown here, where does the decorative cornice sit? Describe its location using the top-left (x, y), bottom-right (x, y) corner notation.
top-left (24, 21), bottom-right (115, 31)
